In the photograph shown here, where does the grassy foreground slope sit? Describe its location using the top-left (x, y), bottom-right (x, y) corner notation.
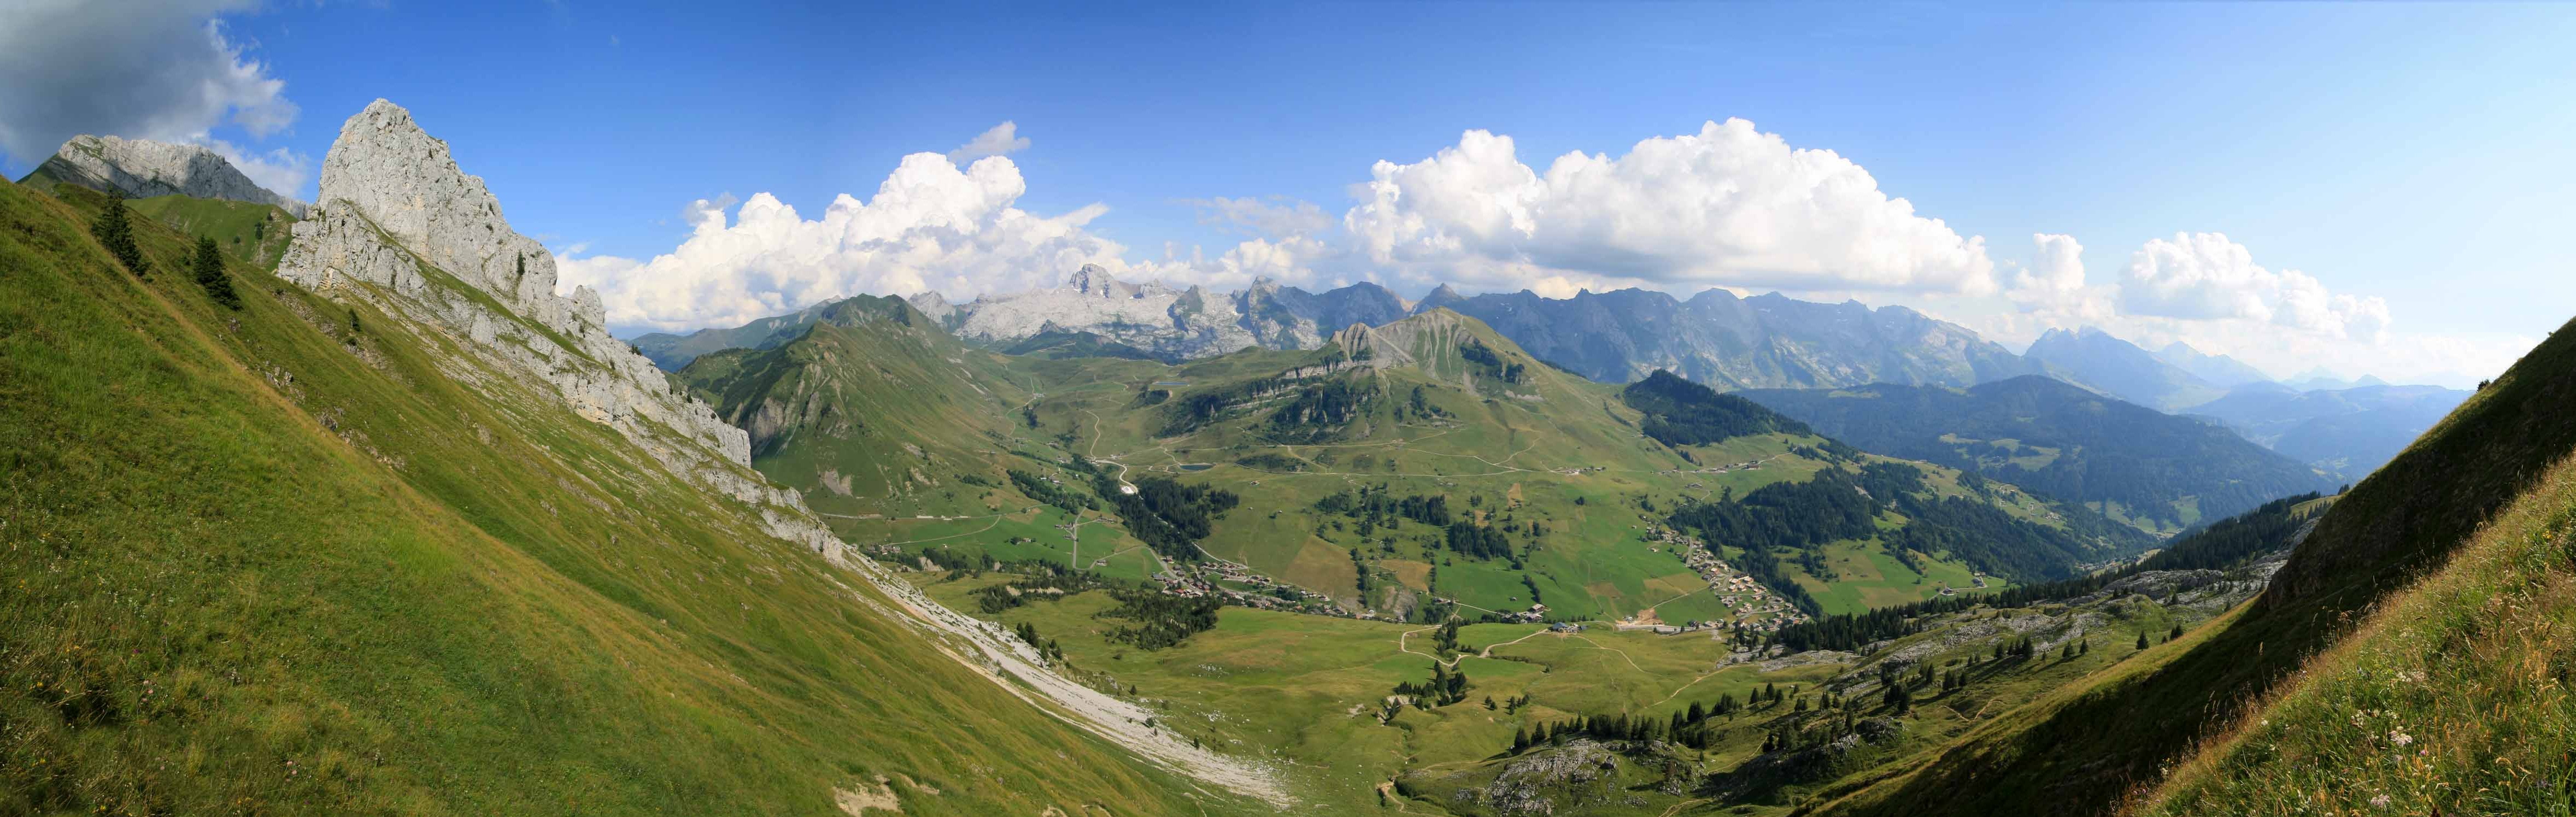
top-left (1810, 314), bottom-right (2576, 817)
top-left (0, 181), bottom-right (1258, 815)
top-left (2145, 449), bottom-right (2576, 814)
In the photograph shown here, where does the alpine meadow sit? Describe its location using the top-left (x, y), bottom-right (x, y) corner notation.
top-left (4, 3), bottom-right (2572, 816)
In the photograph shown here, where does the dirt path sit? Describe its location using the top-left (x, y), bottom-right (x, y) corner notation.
top-left (1394, 626), bottom-right (1461, 668)
top-left (1570, 634), bottom-right (1648, 673)
top-left (870, 506), bottom-right (1045, 548)
top-left (1475, 628), bottom-right (1550, 658)
top-left (828, 549), bottom-right (1297, 808)
top-left (1657, 797), bottom-right (1712, 817)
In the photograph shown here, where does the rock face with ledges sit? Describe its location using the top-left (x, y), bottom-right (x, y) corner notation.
top-left (274, 99), bottom-right (834, 552)
top-left (27, 134), bottom-right (309, 216)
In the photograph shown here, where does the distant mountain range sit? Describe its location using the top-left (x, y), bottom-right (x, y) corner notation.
top-left (1739, 375), bottom-right (2336, 534)
top-left (632, 268), bottom-right (2460, 483)
top-left (1412, 287), bottom-right (2041, 389)
top-left (2188, 381), bottom-right (2469, 480)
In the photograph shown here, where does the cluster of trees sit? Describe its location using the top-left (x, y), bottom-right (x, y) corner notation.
top-left (1767, 492), bottom-right (2325, 653)
top-left (1665, 468), bottom-right (1889, 615)
top-left (1511, 711), bottom-right (1681, 752)
top-left (970, 571), bottom-right (1107, 614)
top-left (1315, 485), bottom-right (1453, 529)
top-left (1008, 469), bottom-right (1096, 513)
top-left (1010, 622), bottom-right (1066, 663)
top-left (1268, 380), bottom-right (1380, 440)
top-left (1097, 589), bottom-right (1223, 650)
top-left (1390, 661), bottom-right (1472, 708)
top-left (1670, 468), bottom-right (1880, 554)
top-left (1621, 370), bottom-right (1812, 447)
top-left (1880, 493), bottom-right (2099, 582)
top-left (1102, 476), bottom-right (1239, 562)
top-left (1233, 452), bottom-right (1306, 472)
top-left (1507, 685), bottom-right (1799, 756)
top-left (1401, 385), bottom-right (1451, 421)
top-left (1458, 338), bottom-right (1529, 384)
top-left (1442, 520), bottom-right (1516, 562)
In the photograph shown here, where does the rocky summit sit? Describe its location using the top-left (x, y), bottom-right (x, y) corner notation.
top-left (275, 99), bottom-right (831, 551)
top-left (25, 133), bottom-right (308, 216)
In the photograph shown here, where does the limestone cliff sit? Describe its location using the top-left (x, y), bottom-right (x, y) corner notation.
top-left (274, 99), bottom-right (832, 551)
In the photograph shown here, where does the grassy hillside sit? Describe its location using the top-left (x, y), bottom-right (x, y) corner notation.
top-left (126, 193), bottom-right (297, 269)
top-left (1808, 313), bottom-right (2576, 817)
top-left (2144, 454), bottom-right (2576, 815)
top-left (706, 301), bottom-right (2146, 631)
top-left (679, 295), bottom-right (1042, 521)
top-left (891, 472), bottom-right (2323, 815)
top-left (0, 181), bottom-right (1263, 816)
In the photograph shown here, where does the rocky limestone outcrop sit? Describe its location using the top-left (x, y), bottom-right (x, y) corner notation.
top-left (274, 99), bottom-right (834, 553)
top-left (948, 264), bottom-right (1260, 360)
top-left (30, 134), bottom-right (309, 216)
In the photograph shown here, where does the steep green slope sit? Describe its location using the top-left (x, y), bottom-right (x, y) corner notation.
top-left (2145, 456), bottom-right (2576, 815)
top-left (1740, 375), bottom-right (2332, 533)
top-left (1810, 313), bottom-right (2576, 817)
top-left (125, 193), bottom-right (297, 269)
top-left (0, 181), bottom-right (1261, 815)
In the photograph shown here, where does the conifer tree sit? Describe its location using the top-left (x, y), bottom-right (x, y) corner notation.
top-left (192, 236), bottom-right (240, 309)
top-left (92, 189), bottom-right (146, 278)
top-left (2136, 631), bottom-right (2150, 650)
top-left (2169, 624), bottom-right (2185, 643)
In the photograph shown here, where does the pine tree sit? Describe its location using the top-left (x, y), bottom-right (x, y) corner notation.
top-left (192, 236), bottom-right (240, 309)
top-left (92, 189), bottom-right (146, 278)
top-left (2135, 631), bottom-right (2150, 650)
top-left (2169, 624), bottom-right (2185, 643)
top-left (2080, 639), bottom-right (2090, 656)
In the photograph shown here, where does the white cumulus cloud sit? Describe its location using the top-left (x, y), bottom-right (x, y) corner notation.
top-left (0, 0), bottom-right (308, 193)
top-left (2120, 232), bottom-right (2389, 341)
top-left (945, 121), bottom-right (1029, 164)
top-left (1342, 119), bottom-right (1998, 296)
top-left (558, 152), bottom-right (1153, 331)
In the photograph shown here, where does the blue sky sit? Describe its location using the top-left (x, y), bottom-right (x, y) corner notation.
top-left (4, 1), bottom-right (2570, 385)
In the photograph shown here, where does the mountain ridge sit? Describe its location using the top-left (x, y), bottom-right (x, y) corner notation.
top-left (20, 133), bottom-right (308, 216)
